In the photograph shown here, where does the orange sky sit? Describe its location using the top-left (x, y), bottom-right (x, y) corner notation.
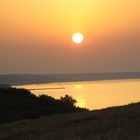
top-left (0, 0), bottom-right (140, 74)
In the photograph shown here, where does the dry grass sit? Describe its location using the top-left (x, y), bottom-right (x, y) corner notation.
top-left (0, 103), bottom-right (140, 140)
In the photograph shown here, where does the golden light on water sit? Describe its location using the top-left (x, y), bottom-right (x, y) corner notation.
top-left (76, 96), bottom-right (86, 108)
top-left (15, 79), bottom-right (140, 110)
top-left (74, 84), bottom-right (83, 89)
top-left (74, 84), bottom-right (85, 108)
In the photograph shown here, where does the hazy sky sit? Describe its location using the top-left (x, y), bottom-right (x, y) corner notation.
top-left (0, 0), bottom-right (140, 74)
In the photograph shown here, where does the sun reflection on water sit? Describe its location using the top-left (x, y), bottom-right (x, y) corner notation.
top-left (76, 96), bottom-right (86, 108)
top-left (15, 79), bottom-right (140, 110)
top-left (74, 84), bottom-right (83, 89)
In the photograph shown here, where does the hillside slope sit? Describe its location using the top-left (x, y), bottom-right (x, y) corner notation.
top-left (0, 102), bottom-right (140, 140)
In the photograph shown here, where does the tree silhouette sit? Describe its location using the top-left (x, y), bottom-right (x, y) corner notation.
top-left (0, 87), bottom-right (88, 123)
top-left (60, 95), bottom-right (77, 107)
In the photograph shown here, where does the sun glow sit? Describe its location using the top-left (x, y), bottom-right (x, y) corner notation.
top-left (72, 33), bottom-right (84, 44)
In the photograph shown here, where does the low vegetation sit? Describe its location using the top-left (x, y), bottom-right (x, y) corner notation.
top-left (0, 86), bottom-right (140, 140)
top-left (0, 87), bottom-right (88, 124)
top-left (0, 102), bottom-right (140, 140)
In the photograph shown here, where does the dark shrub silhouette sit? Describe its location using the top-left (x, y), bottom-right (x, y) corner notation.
top-left (0, 87), bottom-right (88, 123)
top-left (60, 95), bottom-right (77, 106)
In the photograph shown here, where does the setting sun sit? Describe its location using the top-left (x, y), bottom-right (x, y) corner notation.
top-left (72, 33), bottom-right (84, 44)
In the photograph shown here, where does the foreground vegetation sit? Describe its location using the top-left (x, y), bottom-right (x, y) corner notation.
top-left (0, 85), bottom-right (140, 139)
top-left (0, 102), bottom-right (140, 140)
top-left (0, 87), bottom-right (87, 124)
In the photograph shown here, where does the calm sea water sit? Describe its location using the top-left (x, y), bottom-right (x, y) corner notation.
top-left (16, 79), bottom-right (140, 110)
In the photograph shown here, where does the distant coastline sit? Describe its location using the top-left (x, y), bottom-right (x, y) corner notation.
top-left (0, 72), bottom-right (140, 86)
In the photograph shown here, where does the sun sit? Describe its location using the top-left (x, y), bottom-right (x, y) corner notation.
top-left (72, 33), bottom-right (84, 44)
